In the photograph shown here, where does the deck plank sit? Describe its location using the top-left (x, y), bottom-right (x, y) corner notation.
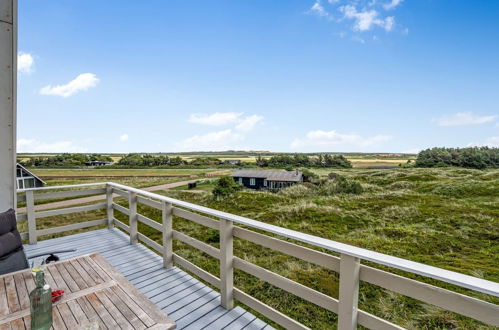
top-left (242, 317), bottom-right (269, 330)
top-left (203, 306), bottom-right (246, 329)
top-left (22, 228), bottom-right (270, 330)
top-left (182, 305), bottom-right (229, 329)
top-left (225, 311), bottom-right (258, 330)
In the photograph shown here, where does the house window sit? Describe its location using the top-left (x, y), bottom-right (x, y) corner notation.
top-left (250, 178), bottom-right (256, 186)
top-left (263, 179), bottom-right (267, 187)
top-left (238, 177), bottom-right (243, 184)
top-left (24, 178), bottom-right (35, 188)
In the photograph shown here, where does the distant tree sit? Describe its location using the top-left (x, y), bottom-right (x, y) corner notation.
top-left (212, 176), bottom-right (242, 199)
top-left (262, 153), bottom-right (352, 169)
top-left (169, 156), bottom-right (185, 166)
top-left (256, 155), bottom-right (267, 167)
top-left (416, 147), bottom-right (499, 169)
top-left (189, 157), bottom-right (221, 166)
top-left (323, 155), bottom-right (352, 168)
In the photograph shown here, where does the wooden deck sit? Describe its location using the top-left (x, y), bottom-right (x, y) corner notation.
top-left (23, 229), bottom-right (274, 330)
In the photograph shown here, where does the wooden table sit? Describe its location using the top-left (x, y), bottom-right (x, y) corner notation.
top-left (0, 253), bottom-right (176, 330)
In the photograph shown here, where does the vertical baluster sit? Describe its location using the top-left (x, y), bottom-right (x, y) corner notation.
top-left (26, 190), bottom-right (36, 244)
top-left (106, 184), bottom-right (114, 229)
top-left (129, 191), bottom-right (138, 244)
top-left (220, 218), bottom-right (234, 309)
top-left (338, 253), bottom-right (360, 330)
top-left (162, 201), bottom-right (173, 268)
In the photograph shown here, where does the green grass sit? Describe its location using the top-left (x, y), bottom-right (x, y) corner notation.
top-left (28, 167), bottom-right (499, 329)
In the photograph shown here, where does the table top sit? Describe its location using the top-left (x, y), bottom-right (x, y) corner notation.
top-left (0, 253), bottom-right (176, 330)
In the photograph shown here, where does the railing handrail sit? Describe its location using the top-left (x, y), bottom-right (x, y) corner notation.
top-left (17, 181), bottom-right (499, 298)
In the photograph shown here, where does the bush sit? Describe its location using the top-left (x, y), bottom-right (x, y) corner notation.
top-left (319, 175), bottom-right (364, 195)
top-left (301, 169), bottom-right (319, 183)
top-left (337, 178), bottom-right (363, 194)
top-left (212, 176), bottom-right (242, 199)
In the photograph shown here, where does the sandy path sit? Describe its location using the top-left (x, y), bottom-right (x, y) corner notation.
top-left (17, 179), bottom-right (198, 212)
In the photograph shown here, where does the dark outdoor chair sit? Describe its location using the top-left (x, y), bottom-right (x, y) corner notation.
top-left (0, 208), bottom-right (75, 275)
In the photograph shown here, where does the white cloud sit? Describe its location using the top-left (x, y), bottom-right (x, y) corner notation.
top-left (468, 137), bottom-right (499, 148)
top-left (40, 73), bottom-right (99, 98)
top-left (339, 5), bottom-right (395, 32)
top-left (18, 52), bottom-right (34, 74)
top-left (402, 148), bottom-right (421, 154)
top-left (235, 115), bottom-right (264, 132)
top-left (175, 129), bottom-right (244, 151)
top-left (188, 112), bottom-right (263, 131)
top-left (188, 112), bottom-right (242, 126)
top-left (17, 139), bottom-right (87, 153)
top-left (291, 130), bottom-right (392, 151)
top-left (432, 112), bottom-right (497, 127)
top-left (309, 1), bottom-right (329, 17)
top-left (119, 134), bottom-right (129, 142)
top-left (383, 0), bottom-right (404, 10)
top-left (180, 112), bottom-right (263, 150)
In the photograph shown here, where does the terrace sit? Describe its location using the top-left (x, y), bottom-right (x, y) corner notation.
top-left (10, 181), bottom-right (499, 329)
top-left (1, 1), bottom-right (499, 328)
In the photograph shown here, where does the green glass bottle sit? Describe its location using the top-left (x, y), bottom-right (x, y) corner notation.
top-left (30, 270), bottom-right (53, 330)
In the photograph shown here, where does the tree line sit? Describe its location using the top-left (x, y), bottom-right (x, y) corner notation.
top-left (20, 154), bottom-right (113, 167)
top-left (256, 154), bottom-right (352, 168)
top-left (19, 153), bottom-right (353, 169)
top-left (415, 147), bottom-right (499, 169)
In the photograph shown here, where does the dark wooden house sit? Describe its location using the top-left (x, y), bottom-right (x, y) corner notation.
top-left (16, 164), bottom-right (45, 189)
top-left (231, 169), bottom-right (303, 190)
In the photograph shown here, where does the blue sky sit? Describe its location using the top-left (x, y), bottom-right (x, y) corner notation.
top-left (17, 0), bottom-right (499, 153)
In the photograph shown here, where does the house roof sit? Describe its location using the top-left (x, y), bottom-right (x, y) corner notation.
top-left (231, 169), bottom-right (303, 182)
top-left (16, 163), bottom-right (46, 185)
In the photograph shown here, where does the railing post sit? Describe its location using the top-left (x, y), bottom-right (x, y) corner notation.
top-left (220, 218), bottom-right (234, 309)
top-left (106, 184), bottom-right (114, 229)
top-left (129, 191), bottom-right (138, 244)
top-left (26, 190), bottom-right (37, 244)
top-left (338, 253), bottom-right (360, 330)
top-left (161, 201), bottom-right (173, 268)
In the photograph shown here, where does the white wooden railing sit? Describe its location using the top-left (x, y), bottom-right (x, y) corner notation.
top-left (16, 182), bottom-right (499, 329)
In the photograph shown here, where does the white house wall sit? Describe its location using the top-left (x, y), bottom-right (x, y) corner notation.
top-left (0, 0), bottom-right (16, 211)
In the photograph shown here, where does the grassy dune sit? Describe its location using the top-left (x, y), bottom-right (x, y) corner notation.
top-left (129, 168), bottom-right (497, 329)
top-left (31, 167), bottom-right (498, 328)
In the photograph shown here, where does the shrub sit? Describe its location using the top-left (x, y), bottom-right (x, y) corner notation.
top-left (212, 176), bottom-right (242, 199)
top-left (301, 169), bottom-right (319, 183)
top-left (319, 175), bottom-right (364, 195)
top-left (337, 178), bottom-right (363, 194)
top-left (279, 184), bottom-right (312, 198)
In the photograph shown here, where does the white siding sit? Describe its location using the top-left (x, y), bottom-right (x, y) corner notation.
top-left (0, 0), bottom-right (16, 211)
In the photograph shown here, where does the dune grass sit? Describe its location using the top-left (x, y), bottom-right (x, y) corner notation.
top-left (31, 167), bottom-right (498, 329)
